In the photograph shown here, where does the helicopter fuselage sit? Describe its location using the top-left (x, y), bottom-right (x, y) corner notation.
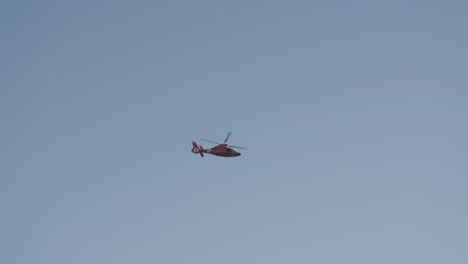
top-left (206, 144), bottom-right (241, 157)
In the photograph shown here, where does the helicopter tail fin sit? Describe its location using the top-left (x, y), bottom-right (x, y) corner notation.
top-left (192, 141), bottom-right (204, 157)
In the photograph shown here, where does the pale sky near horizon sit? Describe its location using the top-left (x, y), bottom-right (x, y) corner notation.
top-left (2, 1), bottom-right (468, 263)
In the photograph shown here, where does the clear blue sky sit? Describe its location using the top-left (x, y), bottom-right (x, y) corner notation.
top-left (2, 1), bottom-right (468, 263)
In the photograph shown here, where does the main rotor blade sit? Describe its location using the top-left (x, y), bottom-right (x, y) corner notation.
top-left (200, 139), bottom-right (220, 145)
top-left (228, 145), bottom-right (247, 149)
top-left (224, 132), bottom-right (232, 144)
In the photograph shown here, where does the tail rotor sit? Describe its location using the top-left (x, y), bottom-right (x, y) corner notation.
top-left (191, 142), bottom-right (204, 157)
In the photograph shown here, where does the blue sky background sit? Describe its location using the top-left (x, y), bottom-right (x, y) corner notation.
top-left (2, 1), bottom-right (468, 263)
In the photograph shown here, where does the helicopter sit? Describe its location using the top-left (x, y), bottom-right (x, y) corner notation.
top-left (191, 132), bottom-right (246, 157)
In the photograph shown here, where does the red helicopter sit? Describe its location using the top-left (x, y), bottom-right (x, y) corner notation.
top-left (191, 132), bottom-right (246, 157)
